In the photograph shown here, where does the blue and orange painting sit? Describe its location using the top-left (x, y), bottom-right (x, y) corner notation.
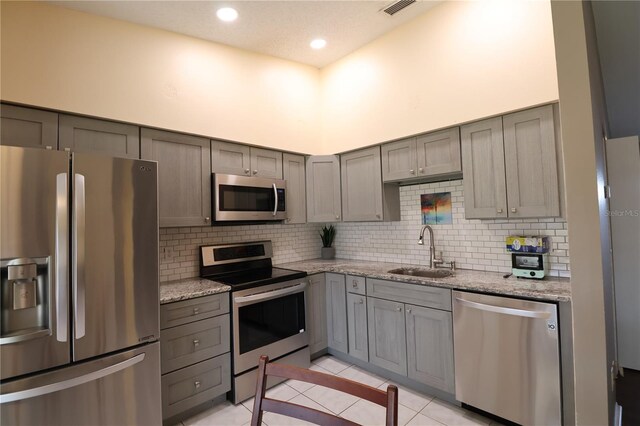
top-left (421, 192), bottom-right (452, 225)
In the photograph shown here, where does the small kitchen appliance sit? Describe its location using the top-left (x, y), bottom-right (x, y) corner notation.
top-left (199, 241), bottom-right (308, 403)
top-left (507, 236), bottom-right (550, 279)
top-left (511, 252), bottom-right (549, 279)
top-left (212, 173), bottom-right (286, 222)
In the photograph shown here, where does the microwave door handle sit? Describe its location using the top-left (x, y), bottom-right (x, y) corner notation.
top-left (234, 282), bottom-right (307, 306)
top-left (73, 173), bottom-right (86, 339)
top-left (272, 183), bottom-right (278, 216)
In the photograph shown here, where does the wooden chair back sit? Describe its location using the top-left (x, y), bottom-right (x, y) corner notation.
top-left (250, 355), bottom-right (398, 426)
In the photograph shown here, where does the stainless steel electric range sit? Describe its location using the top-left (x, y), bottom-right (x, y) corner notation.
top-left (199, 241), bottom-right (310, 403)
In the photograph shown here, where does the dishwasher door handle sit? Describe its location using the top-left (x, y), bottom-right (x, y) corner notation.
top-left (455, 297), bottom-right (552, 319)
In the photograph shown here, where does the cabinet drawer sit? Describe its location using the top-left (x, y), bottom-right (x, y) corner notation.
top-left (366, 278), bottom-right (451, 311)
top-left (161, 315), bottom-right (230, 374)
top-left (161, 293), bottom-right (229, 329)
top-left (346, 275), bottom-right (366, 295)
top-left (161, 354), bottom-right (231, 420)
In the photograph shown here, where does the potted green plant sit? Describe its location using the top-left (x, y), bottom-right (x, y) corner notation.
top-left (319, 224), bottom-right (336, 260)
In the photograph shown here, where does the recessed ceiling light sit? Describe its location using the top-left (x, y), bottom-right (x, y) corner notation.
top-left (310, 39), bottom-right (327, 50)
top-left (217, 7), bottom-right (238, 22)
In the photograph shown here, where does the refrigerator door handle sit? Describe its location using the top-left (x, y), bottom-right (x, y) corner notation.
top-left (73, 173), bottom-right (86, 339)
top-left (55, 173), bottom-right (69, 342)
top-left (0, 353), bottom-right (145, 404)
top-left (454, 297), bottom-right (551, 319)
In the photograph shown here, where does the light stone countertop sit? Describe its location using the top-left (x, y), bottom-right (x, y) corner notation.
top-left (160, 278), bottom-right (231, 304)
top-left (277, 259), bottom-right (572, 302)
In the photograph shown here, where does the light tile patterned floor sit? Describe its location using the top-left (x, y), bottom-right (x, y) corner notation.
top-left (180, 355), bottom-right (499, 426)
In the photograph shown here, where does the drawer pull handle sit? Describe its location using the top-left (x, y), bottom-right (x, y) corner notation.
top-left (352, 280), bottom-right (358, 288)
top-left (396, 307), bottom-right (402, 312)
top-left (407, 308), bottom-right (412, 313)
top-left (193, 307), bottom-right (199, 315)
top-left (194, 381), bottom-right (201, 389)
top-left (193, 339), bottom-right (200, 347)
top-left (358, 299), bottom-right (364, 304)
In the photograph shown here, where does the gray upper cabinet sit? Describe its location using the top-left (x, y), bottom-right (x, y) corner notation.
top-left (462, 105), bottom-right (561, 219)
top-left (211, 140), bottom-right (251, 176)
top-left (341, 147), bottom-right (384, 222)
top-left (367, 297), bottom-right (407, 376)
top-left (326, 273), bottom-right (348, 353)
top-left (211, 141), bottom-right (282, 178)
top-left (59, 115), bottom-right (139, 159)
top-left (382, 128), bottom-right (461, 183)
top-left (307, 273), bottom-right (328, 354)
top-left (405, 304), bottom-right (455, 393)
top-left (282, 153), bottom-right (306, 224)
top-left (416, 128), bottom-right (461, 177)
top-left (0, 104), bottom-right (58, 149)
top-left (503, 105), bottom-right (560, 218)
top-left (381, 138), bottom-right (416, 181)
top-left (461, 117), bottom-right (508, 219)
top-left (250, 147), bottom-right (283, 178)
top-left (141, 128), bottom-right (211, 227)
top-left (347, 292), bottom-right (369, 362)
top-left (306, 155), bottom-right (342, 222)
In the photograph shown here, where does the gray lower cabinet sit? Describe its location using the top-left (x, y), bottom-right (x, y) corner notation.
top-left (307, 273), bottom-right (328, 354)
top-left (0, 104), bottom-right (58, 149)
top-left (282, 153), bottom-right (306, 224)
top-left (211, 140), bottom-right (283, 178)
top-left (160, 294), bottom-right (231, 421)
top-left (326, 273), bottom-right (348, 352)
top-left (341, 146), bottom-right (400, 222)
top-left (141, 128), bottom-right (211, 227)
top-left (59, 115), bottom-right (139, 158)
top-left (346, 292), bottom-right (368, 362)
top-left (405, 304), bottom-right (455, 393)
top-left (306, 155), bottom-right (342, 222)
top-left (367, 297), bottom-right (407, 376)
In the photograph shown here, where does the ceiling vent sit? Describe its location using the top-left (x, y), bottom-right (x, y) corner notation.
top-left (382, 0), bottom-right (417, 16)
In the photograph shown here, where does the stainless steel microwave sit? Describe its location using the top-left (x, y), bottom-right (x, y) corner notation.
top-left (212, 173), bottom-right (286, 221)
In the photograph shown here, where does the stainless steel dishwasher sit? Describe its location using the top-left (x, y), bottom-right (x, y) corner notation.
top-left (452, 291), bottom-right (562, 426)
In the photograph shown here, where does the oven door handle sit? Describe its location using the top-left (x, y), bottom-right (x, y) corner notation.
top-left (234, 282), bottom-right (307, 306)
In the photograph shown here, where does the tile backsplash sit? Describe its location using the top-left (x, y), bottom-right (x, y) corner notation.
top-left (159, 223), bottom-right (322, 282)
top-left (334, 180), bottom-right (570, 278)
top-left (160, 179), bottom-right (570, 282)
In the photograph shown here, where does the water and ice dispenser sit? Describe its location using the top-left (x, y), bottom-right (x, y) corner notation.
top-left (0, 257), bottom-right (51, 342)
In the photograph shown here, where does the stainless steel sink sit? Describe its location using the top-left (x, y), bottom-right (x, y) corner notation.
top-left (387, 267), bottom-right (454, 278)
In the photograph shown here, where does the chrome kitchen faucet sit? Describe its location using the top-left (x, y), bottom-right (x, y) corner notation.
top-left (418, 225), bottom-right (455, 270)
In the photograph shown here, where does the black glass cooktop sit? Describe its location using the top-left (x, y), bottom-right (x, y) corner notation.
top-left (203, 267), bottom-right (307, 291)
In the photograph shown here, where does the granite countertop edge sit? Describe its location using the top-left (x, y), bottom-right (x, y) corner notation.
top-left (277, 259), bottom-right (572, 303)
top-left (159, 278), bottom-right (231, 304)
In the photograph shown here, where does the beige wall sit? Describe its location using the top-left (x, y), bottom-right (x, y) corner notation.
top-left (551, 1), bottom-right (614, 424)
top-left (0, 1), bottom-right (321, 153)
top-left (320, 0), bottom-right (559, 154)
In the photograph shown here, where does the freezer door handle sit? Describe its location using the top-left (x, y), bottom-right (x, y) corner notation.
top-left (454, 297), bottom-right (552, 319)
top-left (0, 353), bottom-right (145, 404)
top-left (73, 173), bottom-right (86, 339)
top-left (55, 173), bottom-right (69, 342)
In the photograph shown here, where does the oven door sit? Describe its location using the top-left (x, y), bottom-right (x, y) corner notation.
top-left (213, 174), bottom-right (286, 221)
top-left (232, 280), bottom-right (308, 374)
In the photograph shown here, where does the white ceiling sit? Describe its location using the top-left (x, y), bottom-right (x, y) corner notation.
top-left (48, 1), bottom-right (441, 68)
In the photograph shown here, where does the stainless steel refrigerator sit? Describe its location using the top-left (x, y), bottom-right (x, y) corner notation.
top-left (0, 146), bottom-right (161, 425)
